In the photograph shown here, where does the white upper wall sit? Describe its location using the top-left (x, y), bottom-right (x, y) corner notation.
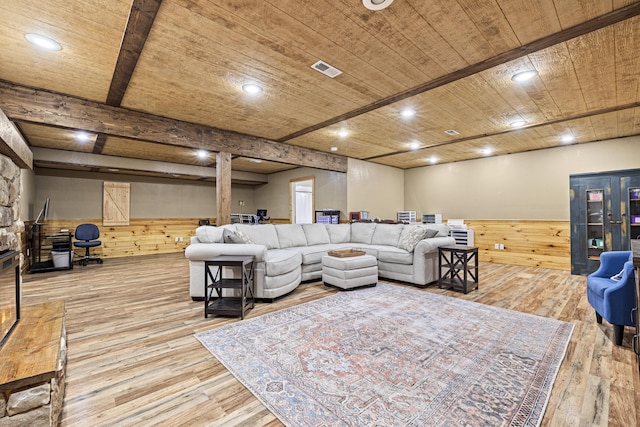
top-left (347, 158), bottom-right (404, 220)
top-left (405, 136), bottom-right (640, 220)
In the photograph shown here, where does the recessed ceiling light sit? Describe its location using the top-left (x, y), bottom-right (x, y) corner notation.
top-left (337, 130), bottom-right (349, 138)
top-left (25, 33), bottom-right (62, 51)
top-left (509, 120), bottom-right (527, 128)
top-left (75, 131), bottom-right (91, 142)
top-left (482, 147), bottom-right (493, 156)
top-left (444, 129), bottom-right (460, 136)
top-left (330, 146), bottom-right (338, 152)
top-left (429, 156), bottom-right (439, 164)
top-left (249, 159), bottom-right (263, 163)
top-left (107, 168), bottom-right (119, 172)
top-left (242, 83), bottom-right (262, 94)
top-left (196, 149), bottom-right (208, 159)
top-left (408, 141), bottom-right (420, 150)
top-left (561, 134), bottom-right (575, 143)
top-left (363, 0), bottom-right (394, 10)
top-left (401, 108), bottom-right (415, 118)
top-left (511, 70), bottom-right (538, 82)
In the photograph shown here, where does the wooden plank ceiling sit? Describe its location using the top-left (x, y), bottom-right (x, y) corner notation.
top-left (1, 0), bottom-right (639, 179)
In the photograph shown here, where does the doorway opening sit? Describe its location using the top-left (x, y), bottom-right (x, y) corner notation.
top-left (290, 177), bottom-right (314, 224)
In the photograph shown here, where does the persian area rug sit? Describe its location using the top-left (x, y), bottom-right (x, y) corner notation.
top-left (195, 283), bottom-right (574, 427)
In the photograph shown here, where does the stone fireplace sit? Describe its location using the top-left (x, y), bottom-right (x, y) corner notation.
top-left (0, 153), bottom-right (66, 427)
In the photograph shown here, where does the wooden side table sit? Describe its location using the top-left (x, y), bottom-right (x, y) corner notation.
top-left (204, 255), bottom-right (255, 319)
top-left (438, 245), bottom-right (479, 294)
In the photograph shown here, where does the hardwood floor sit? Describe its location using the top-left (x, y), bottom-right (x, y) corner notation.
top-left (20, 253), bottom-right (639, 426)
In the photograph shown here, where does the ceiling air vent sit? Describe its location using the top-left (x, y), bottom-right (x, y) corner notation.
top-left (444, 129), bottom-right (460, 136)
top-left (311, 60), bottom-right (342, 78)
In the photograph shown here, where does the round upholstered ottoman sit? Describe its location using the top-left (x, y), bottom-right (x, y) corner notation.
top-left (321, 253), bottom-right (378, 290)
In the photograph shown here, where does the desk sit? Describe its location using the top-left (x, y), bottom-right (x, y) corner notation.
top-left (438, 245), bottom-right (479, 294)
top-left (28, 224), bottom-right (73, 273)
top-left (204, 256), bottom-right (255, 319)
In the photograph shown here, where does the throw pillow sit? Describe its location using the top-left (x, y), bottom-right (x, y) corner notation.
top-left (398, 227), bottom-right (429, 252)
top-left (223, 228), bottom-right (251, 244)
top-left (234, 229), bottom-right (253, 244)
top-left (610, 269), bottom-right (624, 281)
top-left (424, 228), bottom-right (438, 239)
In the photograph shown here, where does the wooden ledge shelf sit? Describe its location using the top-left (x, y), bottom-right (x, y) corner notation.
top-left (0, 300), bottom-right (65, 390)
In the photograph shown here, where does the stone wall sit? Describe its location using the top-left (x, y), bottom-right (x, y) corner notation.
top-left (0, 154), bottom-right (66, 426)
top-left (0, 154), bottom-right (23, 253)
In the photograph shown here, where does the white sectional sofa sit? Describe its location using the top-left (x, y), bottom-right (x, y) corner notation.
top-left (184, 222), bottom-right (456, 301)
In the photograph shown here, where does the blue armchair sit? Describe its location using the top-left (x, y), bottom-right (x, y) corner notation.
top-left (586, 251), bottom-right (636, 346)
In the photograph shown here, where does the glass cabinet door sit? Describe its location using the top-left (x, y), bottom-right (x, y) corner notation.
top-left (630, 187), bottom-right (640, 240)
top-left (586, 189), bottom-right (604, 259)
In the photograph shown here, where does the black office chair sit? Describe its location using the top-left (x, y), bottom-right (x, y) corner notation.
top-left (74, 224), bottom-right (103, 266)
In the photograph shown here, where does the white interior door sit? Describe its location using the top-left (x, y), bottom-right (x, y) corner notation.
top-left (291, 179), bottom-right (314, 224)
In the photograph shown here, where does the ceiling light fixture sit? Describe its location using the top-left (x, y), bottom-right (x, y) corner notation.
top-left (561, 134), bottom-right (575, 143)
top-left (363, 0), bottom-right (394, 11)
top-left (408, 141), bottom-right (420, 150)
top-left (511, 70), bottom-right (538, 82)
top-left (242, 83), bottom-right (262, 94)
top-left (429, 156), bottom-right (439, 164)
top-left (401, 108), bottom-right (415, 118)
top-left (444, 129), bottom-right (460, 136)
top-left (337, 130), bottom-right (349, 138)
top-left (482, 147), bottom-right (493, 156)
top-left (330, 146), bottom-right (338, 152)
top-left (509, 120), bottom-right (527, 128)
top-left (196, 149), bottom-right (208, 159)
top-left (25, 33), bottom-right (62, 51)
top-left (74, 131), bottom-right (91, 142)
top-left (249, 159), bottom-right (263, 163)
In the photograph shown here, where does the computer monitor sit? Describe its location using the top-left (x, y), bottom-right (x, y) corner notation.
top-left (34, 198), bottom-right (50, 224)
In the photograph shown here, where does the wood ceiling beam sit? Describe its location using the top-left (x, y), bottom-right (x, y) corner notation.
top-left (278, 2), bottom-right (640, 143)
top-left (106, 0), bottom-right (163, 107)
top-left (0, 80), bottom-right (347, 173)
top-left (31, 147), bottom-right (268, 183)
top-left (364, 101), bottom-right (640, 163)
top-left (0, 107), bottom-right (32, 169)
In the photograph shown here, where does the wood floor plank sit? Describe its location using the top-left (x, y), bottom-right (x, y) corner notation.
top-left (17, 253), bottom-right (639, 426)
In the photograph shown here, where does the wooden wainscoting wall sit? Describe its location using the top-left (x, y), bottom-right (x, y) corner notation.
top-left (465, 219), bottom-right (571, 271)
top-left (22, 218), bottom-right (571, 270)
top-left (28, 218), bottom-right (199, 260)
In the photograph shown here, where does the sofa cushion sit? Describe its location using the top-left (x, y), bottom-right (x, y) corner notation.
top-left (297, 244), bottom-right (333, 265)
top-left (265, 250), bottom-right (302, 276)
top-left (235, 224), bottom-right (280, 249)
top-left (371, 224), bottom-right (404, 247)
top-left (397, 226), bottom-right (429, 252)
top-left (195, 225), bottom-right (224, 243)
top-left (376, 247), bottom-right (414, 265)
top-left (326, 224), bottom-right (351, 243)
top-left (276, 224), bottom-right (308, 248)
top-left (350, 222), bottom-right (377, 244)
top-left (302, 224), bottom-right (331, 245)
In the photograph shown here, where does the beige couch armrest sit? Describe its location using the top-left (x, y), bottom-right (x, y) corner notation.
top-left (414, 236), bottom-right (457, 255)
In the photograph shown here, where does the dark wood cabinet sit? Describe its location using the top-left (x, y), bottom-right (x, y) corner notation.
top-left (570, 169), bottom-right (640, 275)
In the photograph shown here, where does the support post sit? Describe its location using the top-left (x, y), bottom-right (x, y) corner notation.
top-left (216, 152), bottom-right (232, 225)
